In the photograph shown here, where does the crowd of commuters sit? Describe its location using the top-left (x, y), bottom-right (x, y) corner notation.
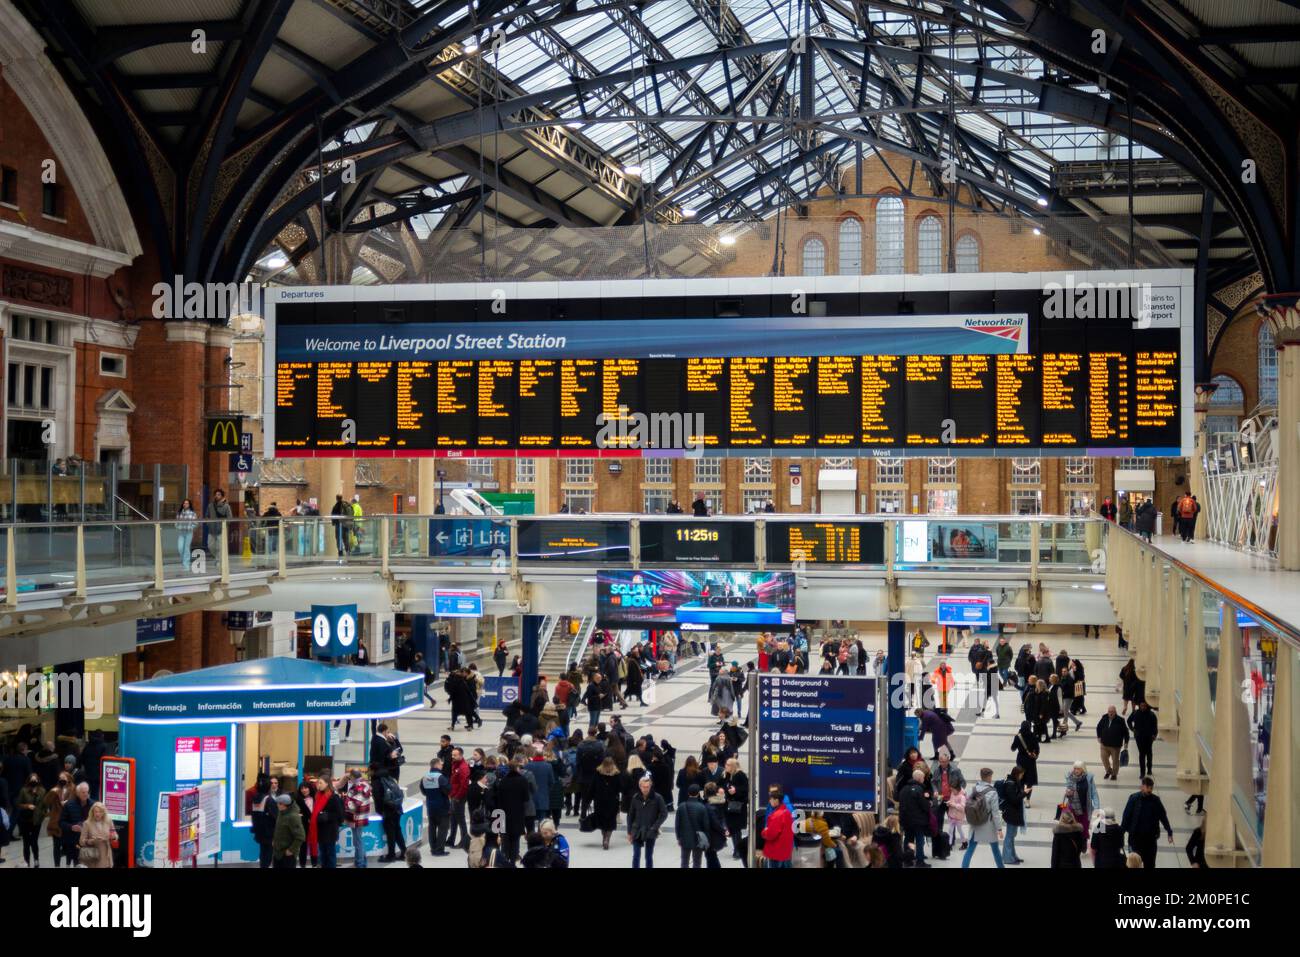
top-left (0, 729), bottom-right (116, 867)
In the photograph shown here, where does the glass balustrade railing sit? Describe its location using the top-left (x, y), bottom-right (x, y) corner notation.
top-left (1, 514), bottom-right (1108, 597)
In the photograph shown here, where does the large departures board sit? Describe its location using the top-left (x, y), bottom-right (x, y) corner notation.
top-left (265, 272), bottom-right (1193, 458)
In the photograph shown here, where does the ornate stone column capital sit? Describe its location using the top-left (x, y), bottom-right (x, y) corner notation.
top-left (1256, 294), bottom-right (1300, 347)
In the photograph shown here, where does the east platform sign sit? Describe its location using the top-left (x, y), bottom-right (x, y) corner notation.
top-left (756, 673), bottom-right (878, 812)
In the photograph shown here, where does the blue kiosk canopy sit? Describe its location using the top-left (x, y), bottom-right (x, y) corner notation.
top-left (120, 658), bottom-right (424, 724)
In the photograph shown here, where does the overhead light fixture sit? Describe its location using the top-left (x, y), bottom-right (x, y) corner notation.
top-left (1032, 228), bottom-right (1042, 236)
top-left (623, 164), bottom-right (643, 178)
top-left (719, 233), bottom-right (736, 246)
top-left (265, 255), bottom-right (287, 269)
top-left (463, 38), bottom-right (479, 54)
top-left (681, 208), bottom-right (697, 219)
top-left (566, 121), bottom-right (581, 129)
top-left (1036, 196), bottom-right (1049, 207)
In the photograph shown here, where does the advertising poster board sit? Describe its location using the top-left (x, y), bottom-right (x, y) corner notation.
top-left (597, 570), bottom-right (796, 631)
top-left (174, 737), bottom-right (200, 781)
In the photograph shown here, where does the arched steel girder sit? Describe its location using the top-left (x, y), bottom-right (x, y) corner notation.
top-left (206, 0), bottom-right (651, 283)
top-left (223, 32), bottom-right (1200, 280)
top-left (983, 0), bottom-right (1295, 292)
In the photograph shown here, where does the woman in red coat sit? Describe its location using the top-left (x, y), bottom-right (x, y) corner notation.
top-left (760, 785), bottom-right (794, 867)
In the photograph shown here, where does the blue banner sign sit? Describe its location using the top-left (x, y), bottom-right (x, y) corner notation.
top-left (429, 519), bottom-right (510, 559)
top-left (434, 589), bottom-right (483, 618)
top-left (136, 617), bottom-right (175, 645)
top-left (757, 674), bottom-right (878, 812)
top-left (121, 663), bottom-right (423, 724)
top-left (479, 675), bottom-right (520, 710)
top-left (936, 595), bottom-right (992, 627)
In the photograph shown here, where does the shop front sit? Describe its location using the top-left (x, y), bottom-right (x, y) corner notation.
top-left (119, 657), bottom-right (424, 866)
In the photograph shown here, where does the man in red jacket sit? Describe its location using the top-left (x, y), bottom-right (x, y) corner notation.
top-left (447, 747), bottom-right (472, 851)
top-left (761, 785), bottom-right (794, 868)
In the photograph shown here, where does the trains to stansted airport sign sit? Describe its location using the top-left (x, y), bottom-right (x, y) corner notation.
top-left (263, 273), bottom-right (1193, 458)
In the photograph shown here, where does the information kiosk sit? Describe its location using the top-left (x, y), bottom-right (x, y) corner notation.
top-left (119, 657), bottom-right (424, 866)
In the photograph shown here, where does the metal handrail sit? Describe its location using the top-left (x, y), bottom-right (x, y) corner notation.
top-left (535, 614), bottom-right (557, 660)
top-left (564, 616), bottom-right (596, 672)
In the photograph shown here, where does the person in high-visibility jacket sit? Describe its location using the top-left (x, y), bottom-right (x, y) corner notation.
top-left (931, 661), bottom-right (955, 711)
top-left (349, 495), bottom-right (364, 554)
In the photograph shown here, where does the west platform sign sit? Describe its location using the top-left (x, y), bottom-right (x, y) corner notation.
top-left (756, 674), bottom-right (878, 812)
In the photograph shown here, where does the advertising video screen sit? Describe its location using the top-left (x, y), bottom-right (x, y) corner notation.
top-left (936, 595), bottom-right (993, 627)
top-left (929, 522), bottom-right (1000, 561)
top-left (596, 570), bottom-right (796, 631)
top-left (264, 272), bottom-right (1193, 459)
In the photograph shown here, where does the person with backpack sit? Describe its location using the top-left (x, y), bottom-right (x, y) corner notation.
top-left (960, 768), bottom-right (1004, 868)
top-left (374, 769), bottom-right (406, 863)
top-left (998, 767), bottom-right (1028, 864)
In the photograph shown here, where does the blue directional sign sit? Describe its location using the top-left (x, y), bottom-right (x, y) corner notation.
top-left (311, 603), bottom-right (359, 659)
top-left (434, 588), bottom-right (483, 618)
top-left (428, 519), bottom-right (511, 559)
top-left (136, 617), bottom-right (175, 645)
top-left (479, 675), bottom-right (520, 710)
top-left (757, 674), bottom-right (878, 812)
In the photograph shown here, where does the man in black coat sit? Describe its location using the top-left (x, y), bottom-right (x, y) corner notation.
top-left (1127, 700), bottom-right (1159, 778)
top-left (626, 774), bottom-right (668, 868)
top-left (1121, 777), bottom-right (1173, 867)
top-left (898, 768), bottom-right (933, 868)
top-left (369, 724), bottom-right (400, 779)
top-left (80, 732), bottom-right (108, 801)
top-left (1096, 705), bottom-right (1130, 780)
top-left (444, 670), bottom-right (476, 730)
top-left (495, 759), bottom-right (532, 862)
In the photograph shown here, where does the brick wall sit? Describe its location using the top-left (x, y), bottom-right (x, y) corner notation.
top-left (0, 79), bottom-right (96, 246)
